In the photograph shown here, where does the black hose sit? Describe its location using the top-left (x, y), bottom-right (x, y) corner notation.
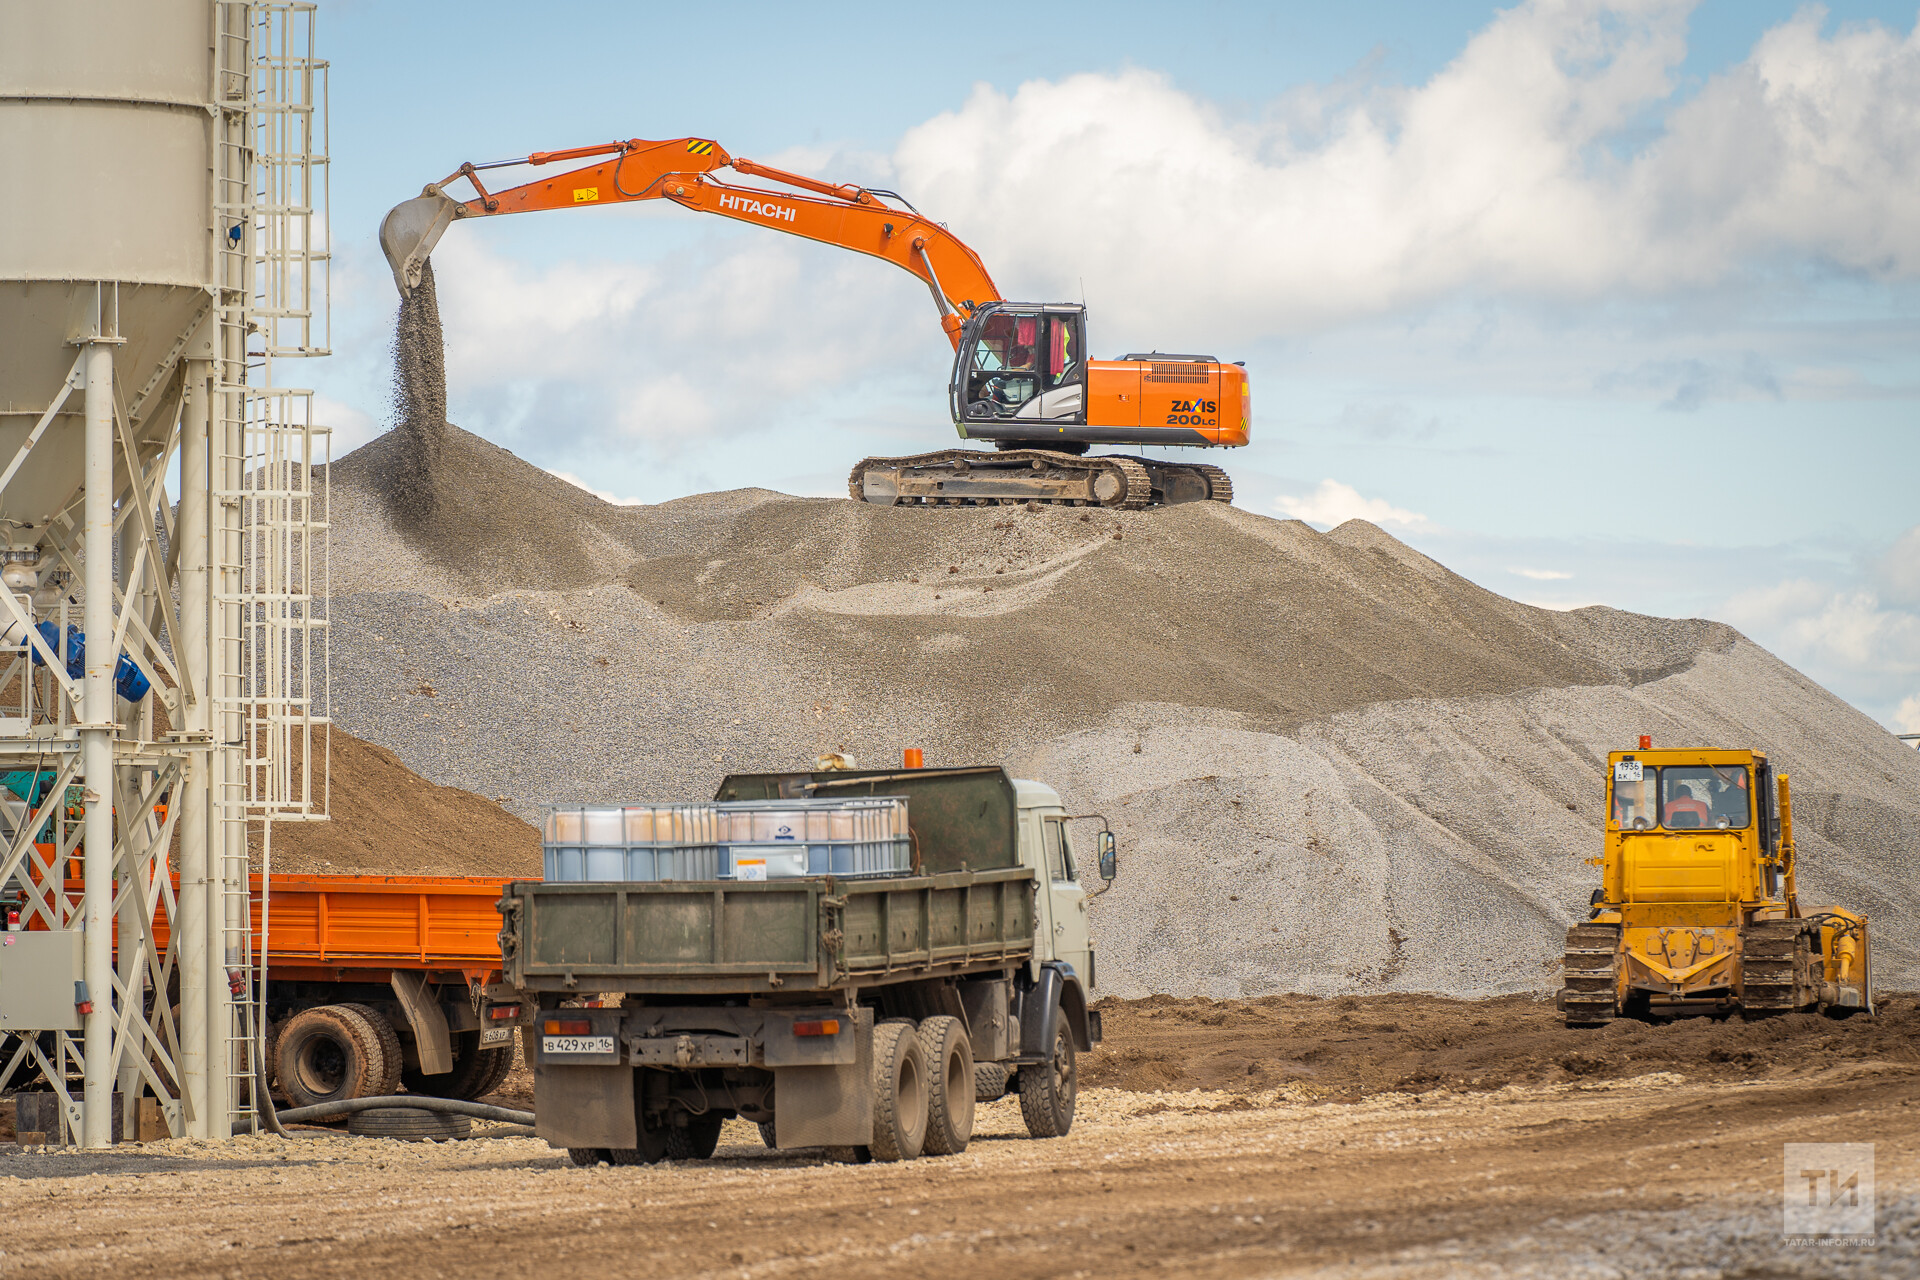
top-left (272, 1095), bottom-right (535, 1126)
top-left (249, 1003), bottom-right (290, 1138)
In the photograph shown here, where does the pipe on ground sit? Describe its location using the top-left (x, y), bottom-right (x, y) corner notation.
top-left (264, 1095), bottom-right (535, 1127)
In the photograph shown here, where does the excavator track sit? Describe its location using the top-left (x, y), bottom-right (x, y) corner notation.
top-left (1561, 922), bottom-right (1622, 1027)
top-left (1100, 455), bottom-right (1235, 506)
top-left (849, 450), bottom-right (1233, 510)
top-left (850, 449), bottom-right (1153, 509)
top-left (1740, 919), bottom-right (1811, 1013)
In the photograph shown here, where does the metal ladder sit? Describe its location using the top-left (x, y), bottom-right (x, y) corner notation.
top-left (210, 0), bottom-right (332, 1134)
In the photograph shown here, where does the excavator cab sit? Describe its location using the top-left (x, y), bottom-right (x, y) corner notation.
top-left (951, 303), bottom-right (1087, 433)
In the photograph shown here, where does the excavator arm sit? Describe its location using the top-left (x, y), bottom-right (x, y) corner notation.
top-left (380, 136), bottom-right (1000, 346)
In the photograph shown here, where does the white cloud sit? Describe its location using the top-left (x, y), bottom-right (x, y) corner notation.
top-left (314, 394), bottom-right (378, 456)
top-left (546, 470), bottom-right (644, 506)
top-left (1275, 479), bottom-right (1427, 529)
top-left (893, 2), bottom-right (1920, 336)
top-left (1720, 572), bottom-right (1920, 729)
top-left (1880, 526), bottom-right (1920, 608)
top-left (1508, 567), bottom-right (1573, 581)
top-left (1896, 695), bottom-right (1920, 736)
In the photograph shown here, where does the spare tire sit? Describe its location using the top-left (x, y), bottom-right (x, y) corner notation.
top-left (347, 1106), bottom-right (471, 1142)
top-left (275, 1006), bottom-right (390, 1108)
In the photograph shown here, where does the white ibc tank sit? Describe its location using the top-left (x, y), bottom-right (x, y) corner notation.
top-left (0, 0), bottom-right (223, 529)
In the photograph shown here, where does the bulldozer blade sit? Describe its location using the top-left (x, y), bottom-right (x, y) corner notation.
top-left (380, 191), bottom-right (462, 296)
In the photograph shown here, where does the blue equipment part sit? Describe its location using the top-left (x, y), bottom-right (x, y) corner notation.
top-left (28, 623), bottom-right (151, 702)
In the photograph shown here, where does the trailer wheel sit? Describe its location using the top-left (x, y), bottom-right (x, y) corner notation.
top-left (916, 1015), bottom-right (974, 1156)
top-left (404, 1035), bottom-right (514, 1101)
top-left (567, 1147), bottom-right (611, 1167)
top-left (665, 1115), bottom-right (724, 1161)
top-left (1019, 1020), bottom-right (1077, 1138)
top-left (274, 1006), bottom-right (391, 1108)
top-left (868, 1020), bottom-right (928, 1162)
top-left (336, 1003), bottom-right (403, 1097)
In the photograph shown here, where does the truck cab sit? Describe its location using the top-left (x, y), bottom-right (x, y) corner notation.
top-left (1014, 779), bottom-right (1094, 989)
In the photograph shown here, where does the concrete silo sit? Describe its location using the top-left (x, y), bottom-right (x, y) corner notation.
top-left (0, 0), bottom-right (329, 1145)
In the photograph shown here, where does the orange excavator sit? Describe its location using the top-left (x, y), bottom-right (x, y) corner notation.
top-left (379, 136), bottom-right (1247, 508)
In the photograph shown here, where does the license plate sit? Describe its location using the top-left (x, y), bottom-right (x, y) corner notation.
top-left (1614, 760), bottom-right (1643, 782)
top-left (480, 1026), bottom-right (512, 1046)
top-left (543, 1034), bottom-right (614, 1056)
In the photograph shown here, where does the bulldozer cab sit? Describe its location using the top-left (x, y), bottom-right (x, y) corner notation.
top-left (1605, 749), bottom-right (1777, 907)
top-left (951, 303), bottom-right (1087, 427)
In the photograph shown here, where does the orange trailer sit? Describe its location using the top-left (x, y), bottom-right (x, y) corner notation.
top-left (18, 859), bottom-right (527, 1109)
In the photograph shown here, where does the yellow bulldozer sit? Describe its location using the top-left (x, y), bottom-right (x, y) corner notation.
top-left (1560, 741), bottom-right (1871, 1026)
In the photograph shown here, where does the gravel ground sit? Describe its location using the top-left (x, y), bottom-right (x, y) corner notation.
top-left (315, 424), bottom-right (1920, 995)
top-left (5, 1066), bottom-right (1915, 1278)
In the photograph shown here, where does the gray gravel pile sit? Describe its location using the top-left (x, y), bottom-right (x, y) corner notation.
top-left (320, 424), bottom-right (1920, 995)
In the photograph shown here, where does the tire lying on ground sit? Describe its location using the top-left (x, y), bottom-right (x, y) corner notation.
top-left (274, 1005), bottom-right (392, 1108)
top-left (1019, 1020), bottom-right (1077, 1139)
top-left (868, 1020), bottom-right (928, 1162)
top-left (916, 1015), bottom-right (975, 1156)
top-left (347, 1106), bottom-right (472, 1142)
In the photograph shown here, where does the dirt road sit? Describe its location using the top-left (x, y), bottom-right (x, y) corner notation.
top-left (2, 1070), bottom-right (1914, 1277)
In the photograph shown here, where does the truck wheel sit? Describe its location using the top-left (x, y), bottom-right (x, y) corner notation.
top-left (274, 1006), bottom-right (391, 1108)
top-left (568, 1147), bottom-right (611, 1167)
top-left (610, 1119), bottom-right (671, 1166)
top-left (666, 1115), bottom-right (724, 1161)
top-left (868, 1020), bottom-right (928, 1162)
top-left (336, 1003), bottom-right (403, 1097)
top-left (758, 1121), bottom-right (778, 1149)
top-left (1019, 1022), bottom-right (1077, 1139)
top-left (916, 1015), bottom-right (974, 1156)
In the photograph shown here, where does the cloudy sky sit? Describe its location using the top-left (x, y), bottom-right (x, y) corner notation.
top-left (312, 0), bottom-right (1920, 735)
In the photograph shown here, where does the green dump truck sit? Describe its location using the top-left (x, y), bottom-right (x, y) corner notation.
top-left (496, 765), bottom-right (1112, 1164)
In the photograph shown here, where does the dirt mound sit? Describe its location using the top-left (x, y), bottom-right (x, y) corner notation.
top-left (317, 424), bottom-right (1920, 992)
top-left (258, 724), bottom-right (539, 878)
top-left (1085, 991), bottom-right (1920, 1097)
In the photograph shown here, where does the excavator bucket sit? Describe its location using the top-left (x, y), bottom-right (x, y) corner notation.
top-left (379, 190), bottom-right (463, 296)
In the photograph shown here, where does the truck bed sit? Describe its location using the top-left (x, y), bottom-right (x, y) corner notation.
top-left (500, 866), bottom-right (1034, 995)
top-left (40, 862), bottom-right (517, 979)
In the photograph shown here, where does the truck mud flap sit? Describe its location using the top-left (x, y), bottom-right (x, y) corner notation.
top-left (773, 1008), bottom-right (873, 1149)
top-left (1016, 964), bottom-right (1095, 1058)
top-left (534, 1061), bottom-right (636, 1151)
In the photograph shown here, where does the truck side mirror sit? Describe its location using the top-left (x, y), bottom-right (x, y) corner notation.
top-left (1097, 830), bottom-right (1116, 882)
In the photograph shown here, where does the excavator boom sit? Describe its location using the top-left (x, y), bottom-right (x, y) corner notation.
top-left (381, 136), bottom-right (997, 345)
top-left (381, 134), bottom-right (1248, 509)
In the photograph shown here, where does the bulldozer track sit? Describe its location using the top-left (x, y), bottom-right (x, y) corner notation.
top-left (1561, 922), bottom-right (1621, 1027)
top-left (849, 449), bottom-right (1154, 509)
top-left (1741, 920), bottom-right (1809, 1012)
